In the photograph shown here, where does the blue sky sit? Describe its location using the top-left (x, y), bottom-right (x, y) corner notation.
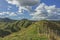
top-left (0, 0), bottom-right (60, 20)
top-left (41, 0), bottom-right (60, 8)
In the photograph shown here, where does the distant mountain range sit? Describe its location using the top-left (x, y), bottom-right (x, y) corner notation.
top-left (0, 18), bottom-right (14, 22)
top-left (0, 18), bottom-right (60, 40)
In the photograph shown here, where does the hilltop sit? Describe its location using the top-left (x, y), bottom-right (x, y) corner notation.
top-left (0, 18), bottom-right (60, 40)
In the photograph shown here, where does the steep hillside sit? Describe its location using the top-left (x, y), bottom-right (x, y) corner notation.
top-left (0, 19), bottom-right (60, 40)
top-left (1, 20), bottom-right (49, 40)
top-left (0, 19), bottom-right (33, 38)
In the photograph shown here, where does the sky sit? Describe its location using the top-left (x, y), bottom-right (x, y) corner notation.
top-left (0, 0), bottom-right (60, 20)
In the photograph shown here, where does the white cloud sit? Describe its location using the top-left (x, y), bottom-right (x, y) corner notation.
top-left (30, 3), bottom-right (60, 20)
top-left (0, 12), bottom-right (9, 16)
top-left (5, 0), bottom-right (40, 20)
top-left (5, 0), bottom-right (60, 20)
top-left (0, 12), bottom-right (5, 15)
top-left (0, 12), bottom-right (17, 18)
top-left (6, 0), bottom-right (39, 6)
top-left (18, 6), bottom-right (29, 13)
top-left (6, 0), bottom-right (39, 14)
top-left (9, 12), bottom-right (17, 16)
top-left (6, 0), bottom-right (19, 6)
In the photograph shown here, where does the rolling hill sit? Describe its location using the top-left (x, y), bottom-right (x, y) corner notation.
top-left (0, 18), bottom-right (60, 40)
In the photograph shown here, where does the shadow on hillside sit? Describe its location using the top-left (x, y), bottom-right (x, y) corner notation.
top-left (0, 30), bottom-right (11, 38)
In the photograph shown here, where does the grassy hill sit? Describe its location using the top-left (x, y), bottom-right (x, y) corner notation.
top-left (0, 18), bottom-right (60, 40)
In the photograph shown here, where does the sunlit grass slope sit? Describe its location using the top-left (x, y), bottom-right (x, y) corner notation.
top-left (2, 20), bottom-right (49, 40)
top-left (0, 18), bottom-right (60, 40)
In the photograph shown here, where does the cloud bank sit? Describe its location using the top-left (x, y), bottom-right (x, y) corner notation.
top-left (30, 3), bottom-right (60, 20)
top-left (6, 0), bottom-right (39, 13)
top-left (4, 0), bottom-right (39, 19)
top-left (0, 0), bottom-right (60, 20)
top-left (6, 0), bottom-right (39, 6)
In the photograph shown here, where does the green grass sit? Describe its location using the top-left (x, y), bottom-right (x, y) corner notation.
top-left (0, 19), bottom-right (60, 40)
top-left (1, 21), bottom-right (49, 40)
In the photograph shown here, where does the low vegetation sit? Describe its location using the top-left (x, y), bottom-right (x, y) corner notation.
top-left (0, 18), bottom-right (60, 40)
